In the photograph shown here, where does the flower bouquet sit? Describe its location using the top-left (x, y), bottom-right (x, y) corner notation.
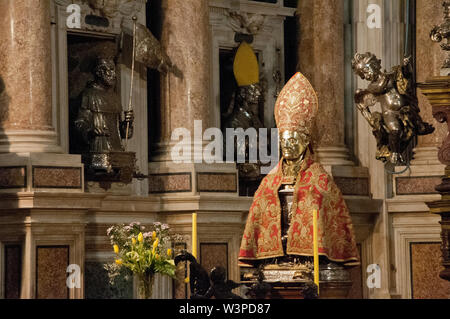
top-left (106, 222), bottom-right (182, 299)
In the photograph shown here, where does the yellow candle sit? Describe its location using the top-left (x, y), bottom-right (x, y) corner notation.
top-left (192, 213), bottom-right (197, 259)
top-left (313, 209), bottom-right (320, 295)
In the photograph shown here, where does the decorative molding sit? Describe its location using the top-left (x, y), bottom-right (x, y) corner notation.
top-left (0, 130), bottom-right (63, 154)
top-left (390, 213), bottom-right (442, 298)
top-left (387, 195), bottom-right (440, 214)
top-left (32, 228), bottom-right (85, 299)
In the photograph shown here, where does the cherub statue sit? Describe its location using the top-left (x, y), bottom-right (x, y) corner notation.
top-left (352, 52), bottom-right (434, 164)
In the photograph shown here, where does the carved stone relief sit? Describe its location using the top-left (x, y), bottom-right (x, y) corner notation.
top-left (226, 10), bottom-right (266, 35)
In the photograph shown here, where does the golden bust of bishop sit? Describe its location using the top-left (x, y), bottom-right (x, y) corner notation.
top-left (239, 72), bottom-right (359, 267)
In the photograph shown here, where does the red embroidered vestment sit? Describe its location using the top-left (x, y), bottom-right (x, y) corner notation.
top-left (239, 151), bottom-right (359, 264)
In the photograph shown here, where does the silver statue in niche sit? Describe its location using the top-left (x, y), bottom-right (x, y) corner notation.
top-left (222, 84), bottom-right (264, 131)
top-left (75, 58), bottom-right (136, 181)
top-left (352, 52), bottom-right (434, 164)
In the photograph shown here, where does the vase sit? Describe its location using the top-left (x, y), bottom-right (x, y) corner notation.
top-left (137, 273), bottom-right (155, 299)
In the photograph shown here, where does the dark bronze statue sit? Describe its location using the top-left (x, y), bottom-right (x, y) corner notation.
top-left (352, 52), bottom-right (434, 164)
top-left (175, 251), bottom-right (242, 299)
top-left (75, 58), bottom-right (136, 182)
top-left (222, 83), bottom-right (264, 190)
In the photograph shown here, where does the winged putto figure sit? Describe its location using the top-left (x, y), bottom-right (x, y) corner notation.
top-left (351, 52), bottom-right (434, 164)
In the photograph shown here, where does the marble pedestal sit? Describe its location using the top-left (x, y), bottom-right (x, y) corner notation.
top-left (0, 153), bottom-right (84, 193)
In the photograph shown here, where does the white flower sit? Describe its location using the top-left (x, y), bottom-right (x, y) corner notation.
top-left (143, 232), bottom-right (152, 238)
top-left (129, 222), bottom-right (141, 227)
top-left (106, 226), bottom-right (114, 235)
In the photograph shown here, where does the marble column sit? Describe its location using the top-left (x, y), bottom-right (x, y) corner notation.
top-left (413, 0), bottom-right (448, 166)
top-left (151, 0), bottom-right (212, 162)
top-left (297, 0), bottom-right (353, 166)
top-left (148, 0), bottom-right (239, 195)
top-left (0, 0), bottom-right (61, 153)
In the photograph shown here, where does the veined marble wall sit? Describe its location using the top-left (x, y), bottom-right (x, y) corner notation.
top-left (410, 243), bottom-right (450, 298)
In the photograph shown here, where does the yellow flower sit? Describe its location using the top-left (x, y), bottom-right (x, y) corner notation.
top-left (167, 248), bottom-right (172, 257)
top-left (155, 254), bottom-right (160, 259)
top-left (115, 259), bottom-right (123, 265)
top-left (131, 237), bottom-right (137, 245)
top-left (152, 231), bottom-right (157, 240)
top-left (138, 232), bottom-right (143, 243)
top-left (152, 238), bottom-right (159, 254)
top-left (113, 245), bottom-right (119, 254)
top-left (184, 277), bottom-right (190, 283)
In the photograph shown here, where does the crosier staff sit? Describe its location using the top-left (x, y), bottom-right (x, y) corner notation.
top-left (124, 16), bottom-right (138, 151)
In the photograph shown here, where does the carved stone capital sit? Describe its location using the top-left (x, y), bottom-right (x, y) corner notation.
top-left (82, 0), bottom-right (146, 18)
top-left (225, 9), bottom-right (266, 35)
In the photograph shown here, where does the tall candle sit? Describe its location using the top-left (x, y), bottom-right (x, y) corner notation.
top-left (313, 209), bottom-right (320, 295)
top-left (192, 213), bottom-right (197, 259)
